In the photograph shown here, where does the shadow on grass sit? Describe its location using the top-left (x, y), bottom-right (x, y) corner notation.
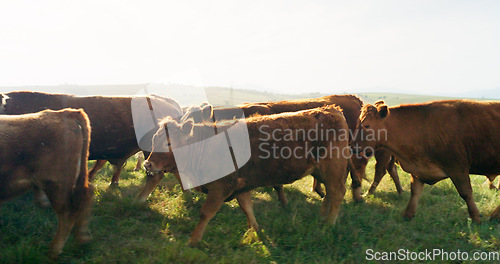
top-left (2, 173), bottom-right (499, 263)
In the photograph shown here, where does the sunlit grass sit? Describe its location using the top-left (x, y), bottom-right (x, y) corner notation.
top-left (1, 157), bottom-right (499, 263)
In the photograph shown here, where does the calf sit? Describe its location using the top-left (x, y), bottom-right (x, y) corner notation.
top-left (0, 108), bottom-right (93, 258)
top-left (144, 105), bottom-right (350, 245)
top-left (1, 91), bottom-right (182, 185)
top-left (352, 100), bottom-right (500, 222)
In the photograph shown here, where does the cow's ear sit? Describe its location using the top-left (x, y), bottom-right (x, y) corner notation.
top-left (201, 104), bottom-right (213, 123)
top-left (378, 105), bottom-right (389, 119)
top-left (181, 119), bottom-right (194, 135)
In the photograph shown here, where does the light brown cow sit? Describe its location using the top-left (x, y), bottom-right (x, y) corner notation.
top-left (144, 105), bottom-right (350, 245)
top-left (352, 100), bottom-right (500, 222)
top-left (0, 108), bottom-right (93, 258)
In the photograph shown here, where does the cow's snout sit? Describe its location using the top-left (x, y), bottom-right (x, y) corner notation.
top-left (143, 160), bottom-right (153, 171)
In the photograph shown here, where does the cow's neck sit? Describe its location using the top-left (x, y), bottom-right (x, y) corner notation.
top-left (378, 109), bottom-right (426, 165)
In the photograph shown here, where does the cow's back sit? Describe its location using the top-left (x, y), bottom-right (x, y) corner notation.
top-left (220, 94), bottom-right (362, 136)
top-left (235, 106), bottom-right (349, 188)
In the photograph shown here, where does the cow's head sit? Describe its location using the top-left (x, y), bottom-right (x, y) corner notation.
top-left (181, 103), bottom-right (213, 123)
top-left (351, 100), bottom-right (389, 155)
top-left (143, 117), bottom-right (195, 173)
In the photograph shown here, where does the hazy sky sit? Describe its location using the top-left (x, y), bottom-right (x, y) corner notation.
top-left (1, 0), bottom-right (499, 97)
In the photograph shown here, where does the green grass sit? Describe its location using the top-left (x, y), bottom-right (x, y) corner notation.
top-left (1, 158), bottom-right (499, 263)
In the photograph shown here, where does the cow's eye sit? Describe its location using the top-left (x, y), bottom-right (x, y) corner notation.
top-left (363, 125), bottom-right (370, 129)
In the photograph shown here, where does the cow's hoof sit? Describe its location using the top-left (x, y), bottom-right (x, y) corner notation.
top-left (36, 198), bottom-right (52, 209)
top-left (471, 216), bottom-right (482, 224)
top-left (402, 213), bottom-right (414, 221)
top-left (135, 196), bottom-right (148, 204)
top-left (75, 232), bottom-right (92, 244)
top-left (48, 248), bottom-right (62, 260)
top-left (187, 239), bottom-right (205, 248)
top-left (109, 182), bottom-right (119, 188)
top-left (352, 188), bottom-right (363, 203)
top-left (354, 196), bottom-right (365, 203)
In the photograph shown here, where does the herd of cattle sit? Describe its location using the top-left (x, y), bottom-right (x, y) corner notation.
top-left (0, 91), bottom-right (499, 258)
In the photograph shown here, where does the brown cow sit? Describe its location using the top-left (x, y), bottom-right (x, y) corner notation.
top-left (0, 108), bottom-right (93, 258)
top-left (144, 105), bottom-right (350, 245)
top-left (0, 91), bottom-right (182, 186)
top-left (223, 96), bottom-right (402, 202)
top-left (352, 100), bottom-right (500, 222)
top-left (136, 95), bottom-right (402, 203)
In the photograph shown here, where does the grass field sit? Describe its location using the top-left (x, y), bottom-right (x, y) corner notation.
top-left (1, 156), bottom-right (499, 263)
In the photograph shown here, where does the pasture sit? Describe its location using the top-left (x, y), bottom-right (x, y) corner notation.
top-left (1, 157), bottom-right (499, 263)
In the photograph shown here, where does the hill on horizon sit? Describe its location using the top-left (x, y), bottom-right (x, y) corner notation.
top-left (0, 84), bottom-right (496, 107)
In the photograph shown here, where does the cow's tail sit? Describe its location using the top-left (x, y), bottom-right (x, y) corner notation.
top-left (64, 108), bottom-right (93, 211)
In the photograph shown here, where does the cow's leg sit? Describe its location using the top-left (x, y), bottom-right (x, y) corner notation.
top-left (189, 188), bottom-right (230, 246)
top-left (310, 168), bottom-right (325, 198)
top-left (387, 157), bottom-right (403, 195)
top-left (44, 184), bottom-right (76, 259)
top-left (136, 172), bottom-right (164, 203)
top-left (350, 157), bottom-right (366, 202)
top-left (236, 191), bottom-right (259, 230)
top-left (449, 174), bottom-right (481, 223)
top-left (367, 160), bottom-right (386, 195)
top-left (109, 159), bottom-right (127, 186)
top-left (317, 161), bottom-right (348, 225)
top-left (273, 185), bottom-right (288, 207)
top-left (72, 184), bottom-right (93, 244)
top-left (491, 204), bottom-right (500, 221)
top-left (133, 154), bottom-right (144, 171)
top-left (311, 178), bottom-right (325, 198)
top-left (33, 186), bottom-right (51, 208)
top-left (88, 159), bottom-right (106, 181)
top-left (403, 175), bottom-right (425, 220)
top-left (487, 175), bottom-right (498, 190)
top-left (50, 211), bottom-right (75, 258)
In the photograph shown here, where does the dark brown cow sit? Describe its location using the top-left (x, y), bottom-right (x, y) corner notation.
top-left (144, 105), bottom-right (350, 245)
top-left (136, 95), bottom-right (402, 203)
top-left (0, 108), bottom-right (93, 258)
top-left (0, 91), bottom-right (182, 186)
top-left (352, 100), bottom-right (500, 222)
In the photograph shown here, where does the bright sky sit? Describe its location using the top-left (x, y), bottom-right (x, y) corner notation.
top-left (1, 0), bottom-right (499, 97)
